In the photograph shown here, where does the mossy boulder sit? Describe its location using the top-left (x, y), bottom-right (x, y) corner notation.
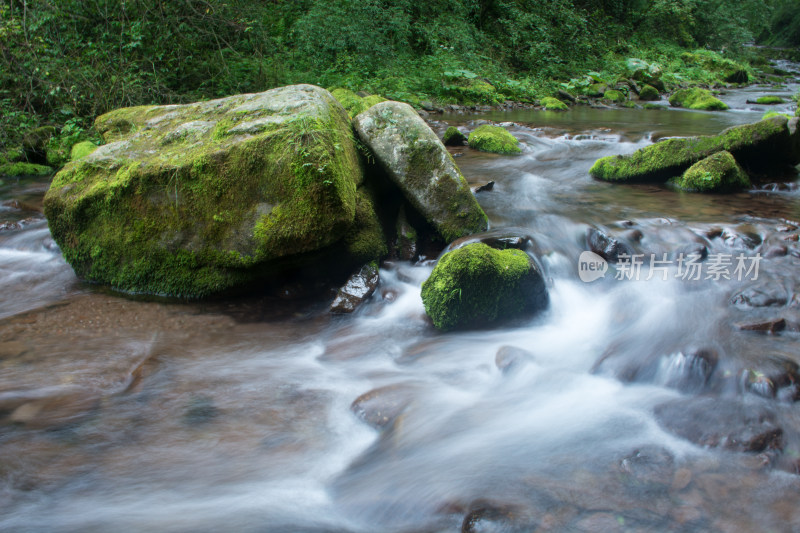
top-left (541, 97), bottom-right (568, 111)
top-left (590, 116), bottom-right (797, 183)
top-left (638, 85), bottom-right (660, 101)
top-left (467, 125), bottom-right (522, 155)
top-left (756, 96), bottom-right (785, 105)
top-left (671, 151), bottom-right (750, 193)
top-left (587, 83), bottom-right (608, 97)
top-left (421, 243), bottom-right (548, 330)
top-left (354, 102), bottom-right (488, 242)
top-left (442, 126), bottom-right (467, 146)
top-left (669, 88), bottom-right (728, 111)
top-left (603, 90), bottom-right (626, 104)
top-left (0, 162), bottom-right (53, 177)
top-left (44, 84), bottom-right (382, 297)
top-left (69, 141), bottom-right (98, 161)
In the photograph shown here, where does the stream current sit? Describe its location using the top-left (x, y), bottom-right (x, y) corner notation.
top-left (2, 72), bottom-right (800, 532)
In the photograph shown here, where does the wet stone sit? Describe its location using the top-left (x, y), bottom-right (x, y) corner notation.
top-left (586, 227), bottom-right (635, 263)
top-left (656, 347), bottom-right (718, 393)
top-left (672, 242), bottom-right (708, 262)
top-left (330, 263), bottom-right (380, 314)
top-left (731, 284), bottom-right (788, 308)
top-left (764, 244), bottom-right (788, 258)
top-left (183, 395), bottom-right (218, 425)
top-left (461, 500), bottom-right (529, 533)
top-left (350, 384), bottom-right (416, 429)
top-left (472, 181), bottom-right (495, 194)
top-left (495, 345), bottom-right (535, 373)
top-left (448, 228), bottom-right (536, 253)
top-left (735, 317), bottom-right (786, 334)
top-left (619, 445), bottom-right (675, 489)
top-left (654, 396), bottom-right (783, 453)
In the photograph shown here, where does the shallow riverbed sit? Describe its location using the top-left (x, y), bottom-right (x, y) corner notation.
top-left (2, 78), bottom-right (800, 532)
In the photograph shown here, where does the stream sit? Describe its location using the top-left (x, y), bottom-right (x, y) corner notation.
top-left (2, 73), bottom-right (800, 532)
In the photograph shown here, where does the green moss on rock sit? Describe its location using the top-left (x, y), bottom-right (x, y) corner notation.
top-left (669, 88), bottom-right (728, 111)
top-left (756, 96), bottom-right (785, 105)
top-left (44, 85), bottom-right (366, 297)
top-left (603, 90), bottom-right (625, 103)
top-left (590, 116), bottom-right (795, 183)
top-left (354, 101), bottom-right (488, 243)
top-left (638, 85), bottom-right (660, 101)
top-left (0, 162), bottom-right (53, 177)
top-left (672, 151), bottom-right (750, 192)
top-left (421, 243), bottom-right (547, 330)
top-left (70, 141), bottom-right (98, 161)
top-left (443, 126), bottom-right (467, 146)
top-left (541, 97), bottom-right (568, 110)
top-left (467, 125), bottom-right (521, 155)
top-left (763, 111), bottom-right (793, 120)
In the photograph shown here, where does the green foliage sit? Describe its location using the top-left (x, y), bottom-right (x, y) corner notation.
top-left (0, 162), bottom-right (53, 177)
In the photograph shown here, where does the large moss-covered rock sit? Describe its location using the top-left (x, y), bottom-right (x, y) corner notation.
top-left (671, 151), bottom-right (751, 192)
top-left (467, 125), bottom-right (522, 155)
top-left (44, 84), bottom-right (379, 297)
top-left (421, 243), bottom-right (548, 330)
top-left (669, 88), bottom-right (728, 111)
top-left (353, 101), bottom-right (488, 242)
top-left (590, 116), bottom-right (796, 183)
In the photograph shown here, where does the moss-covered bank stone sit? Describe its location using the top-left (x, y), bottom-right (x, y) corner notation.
top-left (44, 84), bottom-right (381, 297)
top-left (0, 162), bottom-right (53, 177)
top-left (541, 97), bottom-right (568, 111)
top-left (590, 116), bottom-right (797, 183)
top-left (69, 141), bottom-right (98, 161)
top-left (603, 90), bottom-right (626, 104)
top-left (354, 101), bottom-right (488, 242)
top-left (669, 88), bottom-right (728, 111)
top-left (421, 243), bottom-right (548, 330)
top-left (330, 88), bottom-right (385, 118)
top-left (671, 151), bottom-right (750, 192)
top-left (638, 85), bottom-right (660, 101)
top-left (467, 125), bottom-right (522, 155)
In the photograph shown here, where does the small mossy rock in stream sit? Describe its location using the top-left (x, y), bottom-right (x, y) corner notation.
top-left (756, 95), bottom-right (784, 105)
top-left (442, 126), bottom-right (467, 146)
top-left (354, 101), bottom-right (488, 243)
top-left (467, 125), bottom-right (522, 155)
top-left (0, 162), bottom-right (53, 177)
top-left (638, 84), bottom-right (660, 101)
top-left (540, 96), bottom-right (568, 111)
top-left (671, 151), bottom-right (750, 193)
top-left (69, 141), bottom-right (98, 161)
top-left (421, 243), bottom-right (547, 330)
top-left (668, 88), bottom-right (728, 111)
top-left (590, 116), bottom-right (796, 183)
top-left (44, 84), bottom-right (374, 297)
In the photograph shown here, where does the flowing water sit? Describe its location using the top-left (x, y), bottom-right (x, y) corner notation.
top-left (3, 77), bottom-right (800, 532)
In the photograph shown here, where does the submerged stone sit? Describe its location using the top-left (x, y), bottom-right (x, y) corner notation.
top-left (421, 243), bottom-right (548, 330)
top-left (590, 116), bottom-right (796, 183)
top-left (354, 101), bottom-right (488, 242)
top-left (672, 150), bottom-right (750, 193)
top-left (44, 84), bottom-right (378, 297)
top-left (467, 125), bottom-right (522, 154)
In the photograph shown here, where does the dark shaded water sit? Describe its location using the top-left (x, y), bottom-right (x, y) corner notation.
top-left (2, 80), bottom-right (800, 532)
